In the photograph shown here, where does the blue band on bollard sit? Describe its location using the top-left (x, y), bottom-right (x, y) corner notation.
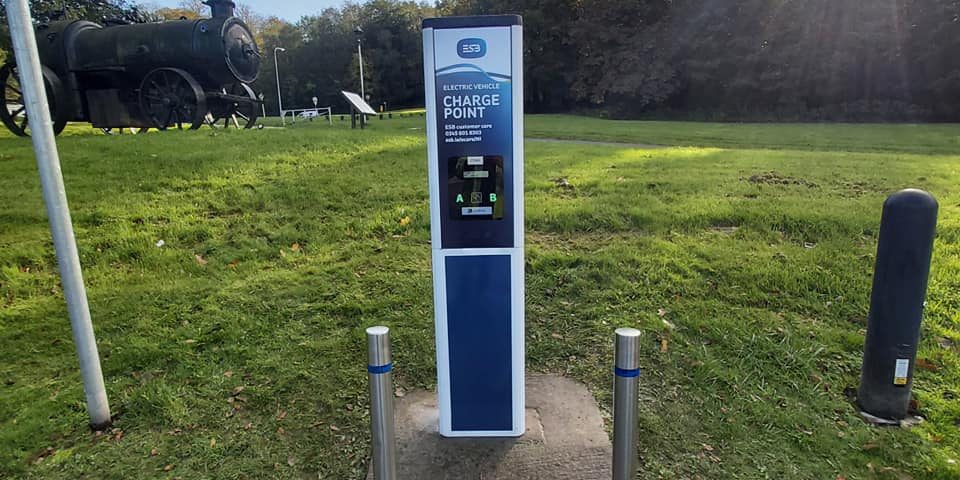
top-left (368, 363), bottom-right (393, 375)
top-left (615, 367), bottom-right (640, 378)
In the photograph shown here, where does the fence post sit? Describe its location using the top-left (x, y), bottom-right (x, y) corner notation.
top-left (858, 189), bottom-right (938, 420)
top-left (367, 326), bottom-right (397, 479)
top-left (613, 328), bottom-right (641, 480)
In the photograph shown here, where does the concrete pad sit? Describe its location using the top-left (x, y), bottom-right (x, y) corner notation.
top-left (368, 374), bottom-right (612, 479)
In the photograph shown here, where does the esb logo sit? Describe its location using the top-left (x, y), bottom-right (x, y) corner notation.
top-left (457, 38), bottom-right (486, 59)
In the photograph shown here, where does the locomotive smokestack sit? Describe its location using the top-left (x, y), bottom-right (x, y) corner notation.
top-left (204, 0), bottom-right (236, 18)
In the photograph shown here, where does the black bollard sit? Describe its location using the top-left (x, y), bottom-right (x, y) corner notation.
top-left (858, 189), bottom-right (937, 420)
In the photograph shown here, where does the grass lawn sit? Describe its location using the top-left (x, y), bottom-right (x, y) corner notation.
top-left (0, 116), bottom-right (958, 479)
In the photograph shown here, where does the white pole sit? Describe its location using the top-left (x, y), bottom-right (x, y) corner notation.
top-left (357, 40), bottom-right (365, 101)
top-left (274, 47), bottom-right (285, 126)
top-left (5, 0), bottom-right (111, 429)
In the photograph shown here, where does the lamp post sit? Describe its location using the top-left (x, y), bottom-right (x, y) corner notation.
top-left (274, 46), bottom-right (286, 125)
top-left (354, 26), bottom-right (365, 100)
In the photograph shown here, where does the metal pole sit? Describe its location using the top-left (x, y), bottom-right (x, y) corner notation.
top-left (613, 328), bottom-right (641, 480)
top-left (367, 326), bottom-right (397, 480)
top-left (274, 47), bottom-right (285, 126)
top-left (858, 189), bottom-right (938, 421)
top-left (358, 40), bottom-right (365, 101)
top-left (5, 0), bottom-right (111, 429)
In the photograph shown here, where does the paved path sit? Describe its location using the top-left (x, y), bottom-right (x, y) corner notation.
top-left (527, 137), bottom-right (665, 149)
top-left (368, 375), bottom-right (612, 480)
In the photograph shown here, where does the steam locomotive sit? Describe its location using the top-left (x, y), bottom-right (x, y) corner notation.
top-left (0, 0), bottom-right (262, 136)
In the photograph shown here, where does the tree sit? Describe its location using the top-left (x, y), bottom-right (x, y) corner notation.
top-left (570, 0), bottom-right (677, 116)
top-left (152, 8), bottom-right (201, 20)
top-left (177, 0), bottom-right (206, 16)
top-left (439, 0), bottom-right (580, 113)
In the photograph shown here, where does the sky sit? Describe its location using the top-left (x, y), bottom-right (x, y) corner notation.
top-left (146, 0), bottom-right (347, 22)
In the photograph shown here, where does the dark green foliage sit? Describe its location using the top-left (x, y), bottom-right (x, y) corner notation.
top-left (3, 0), bottom-right (958, 119)
top-left (443, 0), bottom-right (960, 120)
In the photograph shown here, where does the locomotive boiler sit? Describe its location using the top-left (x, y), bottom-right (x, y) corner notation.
top-left (0, 0), bottom-right (262, 136)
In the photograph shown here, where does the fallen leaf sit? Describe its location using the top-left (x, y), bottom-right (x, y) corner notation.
top-left (657, 308), bottom-right (668, 317)
top-left (702, 443), bottom-right (714, 452)
top-left (395, 387), bottom-right (406, 398)
top-left (287, 457), bottom-right (296, 467)
top-left (279, 249), bottom-right (286, 258)
top-left (223, 371), bottom-right (233, 378)
top-left (399, 216), bottom-right (411, 227)
top-left (231, 386), bottom-right (245, 396)
top-left (291, 243), bottom-right (301, 252)
top-left (163, 465), bottom-right (174, 472)
top-left (228, 260), bottom-right (239, 269)
top-left (660, 338), bottom-right (669, 353)
top-left (184, 339), bottom-right (196, 344)
top-left (150, 448), bottom-right (158, 456)
top-left (330, 425), bottom-right (340, 431)
top-left (209, 438), bottom-right (216, 448)
top-left (550, 333), bottom-right (563, 339)
top-left (276, 427), bottom-right (285, 435)
top-left (862, 443), bottom-right (879, 450)
top-left (915, 358), bottom-right (939, 372)
top-left (938, 337), bottom-right (955, 349)
top-left (194, 254), bottom-right (208, 266)
top-left (156, 240), bottom-right (165, 248)
top-left (244, 423), bottom-right (253, 430)
top-left (277, 410), bottom-right (287, 421)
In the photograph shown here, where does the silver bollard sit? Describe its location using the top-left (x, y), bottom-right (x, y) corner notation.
top-left (367, 326), bottom-right (397, 480)
top-left (613, 328), bottom-right (641, 480)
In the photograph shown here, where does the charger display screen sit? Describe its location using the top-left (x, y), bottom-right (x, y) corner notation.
top-left (447, 156), bottom-right (504, 220)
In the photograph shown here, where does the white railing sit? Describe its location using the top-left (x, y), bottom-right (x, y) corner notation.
top-left (280, 107), bottom-right (333, 125)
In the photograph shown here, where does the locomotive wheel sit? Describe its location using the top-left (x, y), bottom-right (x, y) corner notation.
top-left (139, 68), bottom-right (207, 131)
top-left (208, 83), bottom-right (259, 129)
top-left (0, 63), bottom-right (69, 137)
